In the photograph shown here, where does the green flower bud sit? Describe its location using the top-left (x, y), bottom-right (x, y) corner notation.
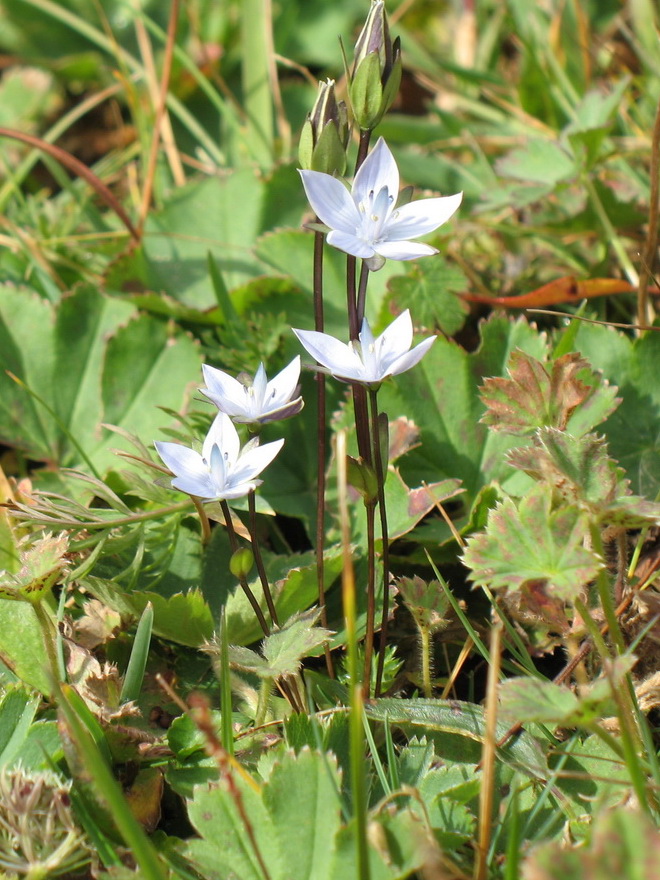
top-left (350, 0), bottom-right (402, 131)
top-left (230, 547), bottom-right (254, 579)
top-left (299, 79), bottom-right (349, 175)
top-left (346, 455), bottom-right (379, 504)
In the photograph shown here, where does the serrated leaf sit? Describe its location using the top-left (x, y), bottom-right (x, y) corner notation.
top-left (568, 322), bottom-right (660, 498)
top-left (463, 484), bottom-right (602, 600)
top-left (85, 578), bottom-right (214, 648)
top-left (186, 749), bottom-right (341, 880)
top-left (228, 609), bottom-right (331, 679)
top-left (386, 258), bottom-right (469, 335)
top-left (509, 429), bottom-right (660, 527)
top-left (499, 677), bottom-right (580, 726)
top-left (376, 314), bottom-right (548, 519)
top-left (481, 351), bottom-right (619, 436)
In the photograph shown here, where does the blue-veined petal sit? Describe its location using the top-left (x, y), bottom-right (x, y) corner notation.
top-left (293, 328), bottom-right (365, 379)
top-left (299, 170), bottom-right (360, 233)
top-left (352, 138), bottom-right (399, 207)
top-left (386, 192), bottom-right (462, 240)
top-left (374, 240), bottom-right (438, 260)
top-left (326, 230), bottom-right (375, 259)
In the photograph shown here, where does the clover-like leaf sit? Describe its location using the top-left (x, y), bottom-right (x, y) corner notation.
top-left (462, 483), bottom-right (602, 601)
top-left (480, 350), bottom-right (619, 436)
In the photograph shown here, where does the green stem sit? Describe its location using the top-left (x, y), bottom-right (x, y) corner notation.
top-left (32, 600), bottom-right (61, 689)
top-left (248, 491), bottom-right (279, 627)
top-left (420, 626), bottom-right (432, 698)
top-left (369, 389), bottom-right (391, 698)
top-left (362, 501), bottom-right (377, 697)
top-left (313, 227), bottom-right (334, 678)
top-left (583, 175), bottom-right (639, 285)
top-left (220, 500), bottom-right (270, 637)
top-left (254, 678), bottom-right (272, 728)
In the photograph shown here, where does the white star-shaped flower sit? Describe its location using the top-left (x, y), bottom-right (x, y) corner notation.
top-left (299, 137), bottom-right (462, 270)
top-left (155, 412), bottom-right (283, 502)
top-left (201, 357), bottom-right (303, 426)
top-left (293, 309), bottom-right (435, 388)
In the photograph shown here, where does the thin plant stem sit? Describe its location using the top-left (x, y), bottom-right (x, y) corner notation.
top-left (356, 262), bottom-right (370, 327)
top-left (346, 131), bottom-right (373, 339)
top-left (370, 390), bottom-right (391, 698)
top-left (313, 227), bottom-right (334, 677)
top-left (583, 174), bottom-right (639, 286)
top-left (247, 491), bottom-right (279, 628)
top-left (419, 626), bottom-right (432, 698)
top-left (362, 501), bottom-right (377, 698)
top-left (337, 431), bottom-right (370, 880)
top-left (191, 496), bottom-right (212, 545)
top-left (475, 622), bottom-right (502, 880)
top-left (220, 500), bottom-right (270, 637)
top-left (638, 92), bottom-right (660, 328)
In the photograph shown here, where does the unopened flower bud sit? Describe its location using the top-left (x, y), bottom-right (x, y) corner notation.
top-left (299, 79), bottom-right (349, 175)
top-left (230, 547), bottom-right (254, 579)
top-left (346, 455), bottom-right (378, 504)
top-left (350, 0), bottom-right (402, 131)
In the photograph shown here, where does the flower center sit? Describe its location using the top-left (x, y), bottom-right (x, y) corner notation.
top-left (358, 185), bottom-right (394, 243)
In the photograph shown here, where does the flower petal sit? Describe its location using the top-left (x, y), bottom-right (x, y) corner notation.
top-left (387, 335), bottom-right (436, 377)
top-left (299, 170), bottom-right (360, 233)
top-left (386, 192), bottom-right (462, 240)
top-left (201, 365), bottom-right (250, 417)
top-left (326, 230), bottom-right (376, 259)
top-left (375, 310), bottom-right (413, 372)
top-left (293, 328), bottom-right (364, 379)
top-left (374, 240), bottom-right (438, 261)
top-left (154, 441), bottom-right (213, 497)
top-left (202, 412), bottom-right (239, 465)
top-left (251, 363), bottom-right (268, 408)
top-left (352, 138), bottom-right (399, 206)
top-left (231, 438), bottom-right (284, 486)
top-left (266, 356), bottom-right (301, 409)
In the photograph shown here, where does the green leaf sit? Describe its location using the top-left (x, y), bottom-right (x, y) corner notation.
top-left (186, 749), bottom-right (340, 880)
top-left (262, 750), bottom-right (342, 880)
top-left (106, 172), bottom-right (280, 307)
top-left (0, 686), bottom-right (40, 766)
top-left (0, 600), bottom-right (52, 694)
top-left (499, 677), bottom-right (580, 726)
top-left (377, 314), bottom-right (547, 516)
top-left (0, 284), bottom-right (201, 474)
top-left (386, 257), bottom-right (469, 335)
top-left (508, 429), bottom-right (660, 526)
top-left (119, 601), bottom-right (153, 704)
top-left (495, 139), bottom-right (576, 185)
top-left (228, 609), bottom-right (331, 679)
top-left (568, 322), bottom-right (660, 498)
top-left (86, 579), bottom-right (214, 648)
top-left (480, 350), bottom-right (619, 436)
top-left (463, 483), bottom-right (602, 600)
top-left (365, 698), bottom-right (547, 777)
